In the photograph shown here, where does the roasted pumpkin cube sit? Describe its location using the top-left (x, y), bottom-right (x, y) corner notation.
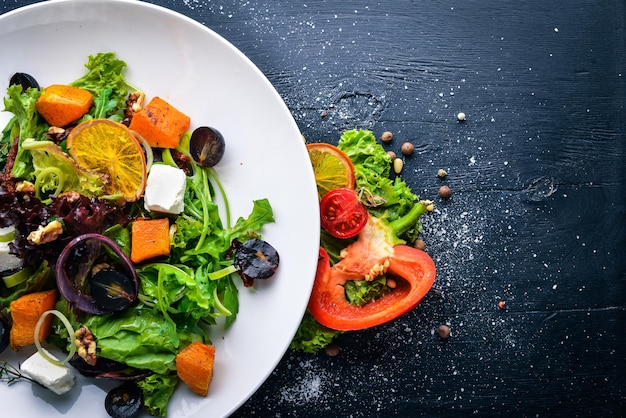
top-left (9, 289), bottom-right (58, 350)
top-left (36, 84), bottom-right (93, 127)
top-left (130, 218), bottom-right (171, 263)
top-left (176, 342), bottom-right (216, 396)
top-left (129, 96), bottom-right (190, 148)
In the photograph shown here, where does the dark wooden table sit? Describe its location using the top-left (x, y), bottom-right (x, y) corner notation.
top-left (2, 1), bottom-right (625, 417)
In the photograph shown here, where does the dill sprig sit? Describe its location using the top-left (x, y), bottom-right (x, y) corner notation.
top-left (0, 360), bottom-right (41, 386)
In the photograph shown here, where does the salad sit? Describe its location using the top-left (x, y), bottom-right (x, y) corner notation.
top-left (0, 52), bottom-right (279, 417)
top-left (291, 129), bottom-right (436, 353)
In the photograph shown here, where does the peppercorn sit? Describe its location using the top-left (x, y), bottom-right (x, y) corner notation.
top-left (387, 150), bottom-right (396, 161)
top-left (414, 239), bottom-right (426, 250)
top-left (438, 325), bottom-right (451, 339)
top-left (401, 142), bottom-right (414, 156)
top-left (381, 131), bottom-right (393, 143)
top-left (439, 185), bottom-right (452, 199)
top-left (325, 342), bottom-right (340, 357)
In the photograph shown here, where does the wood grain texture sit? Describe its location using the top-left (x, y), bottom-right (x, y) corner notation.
top-left (1, 0), bottom-right (624, 416)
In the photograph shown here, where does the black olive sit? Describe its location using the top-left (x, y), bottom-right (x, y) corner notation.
top-left (0, 313), bottom-right (10, 353)
top-left (9, 72), bottom-right (40, 91)
top-left (189, 126), bottom-right (225, 167)
top-left (105, 381), bottom-right (143, 418)
top-left (90, 268), bottom-right (137, 312)
top-left (234, 239), bottom-right (279, 286)
top-left (69, 353), bottom-right (152, 380)
top-left (69, 353), bottom-right (127, 377)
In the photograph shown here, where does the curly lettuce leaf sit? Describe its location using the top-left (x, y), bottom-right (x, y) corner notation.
top-left (1, 84), bottom-right (48, 177)
top-left (22, 138), bottom-right (105, 199)
top-left (138, 373), bottom-right (178, 418)
top-left (338, 129), bottom-right (418, 222)
top-left (70, 52), bottom-right (134, 120)
top-left (344, 275), bottom-right (392, 307)
top-left (290, 310), bottom-right (342, 354)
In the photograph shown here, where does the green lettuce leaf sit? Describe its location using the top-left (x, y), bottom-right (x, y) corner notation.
top-left (137, 373), bottom-right (178, 418)
top-left (84, 307), bottom-right (200, 374)
top-left (70, 52), bottom-right (134, 121)
top-left (290, 310), bottom-right (342, 354)
top-left (0, 261), bottom-right (53, 306)
top-left (22, 138), bottom-right (105, 200)
top-left (1, 84), bottom-right (48, 177)
top-left (338, 129), bottom-right (418, 223)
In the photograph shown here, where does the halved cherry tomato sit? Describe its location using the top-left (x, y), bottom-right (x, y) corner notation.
top-left (319, 188), bottom-right (368, 239)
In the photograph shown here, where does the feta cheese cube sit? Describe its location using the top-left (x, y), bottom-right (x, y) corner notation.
top-left (20, 349), bottom-right (75, 395)
top-left (143, 164), bottom-right (186, 214)
top-left (0, 228), bottom-right (21, 272)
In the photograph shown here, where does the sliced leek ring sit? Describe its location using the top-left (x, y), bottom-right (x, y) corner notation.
top-left (0, 226), bottom-right (16, 243)
top-left (2, 266), bottom-right (32, 288)
top-left (34, 309), bottom-right (76, 365)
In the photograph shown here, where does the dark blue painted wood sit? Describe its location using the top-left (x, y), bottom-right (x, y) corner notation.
top-left (2, 1), bottom-right (624, 416)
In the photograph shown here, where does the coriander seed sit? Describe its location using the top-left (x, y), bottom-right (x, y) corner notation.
top-left (381, 131), bottom-right (393, 143)
top-left (438, 325), bottom-right (451, 339)
top-left (325, 342), bottom-right (340, 357)
top-left (401, 142), bottom-right (414, 156)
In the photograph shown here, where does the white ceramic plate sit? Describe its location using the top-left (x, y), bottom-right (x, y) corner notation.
top-left (0, 1), bottom-right (319, 417)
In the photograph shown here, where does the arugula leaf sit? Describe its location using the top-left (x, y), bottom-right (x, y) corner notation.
top-left (228, 198), bottom-right (275, 242)
top-left (137, 263), bottom-right (218, 322)
top-left (222, 276), bottom-right (239, 329)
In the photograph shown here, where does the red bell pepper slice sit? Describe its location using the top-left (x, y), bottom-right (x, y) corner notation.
top-left (308, 241), bottom-right (436, 331)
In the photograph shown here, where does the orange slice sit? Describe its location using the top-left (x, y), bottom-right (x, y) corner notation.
top-left (306, 142), bottom-right (355, 200)
top-left (67, 119), bottom-right (147, 202)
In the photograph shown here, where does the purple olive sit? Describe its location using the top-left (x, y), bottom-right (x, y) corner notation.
top-left (90, 268), bottom-right (137, 312)
top-left (9, 72), bottom-right (40, 91)
top-left (189, 126), bottom-right (225, 167)
top-left (234, 239), bottom-right (279, 287)
top-left (105, 381), bottom-right (143, 418)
